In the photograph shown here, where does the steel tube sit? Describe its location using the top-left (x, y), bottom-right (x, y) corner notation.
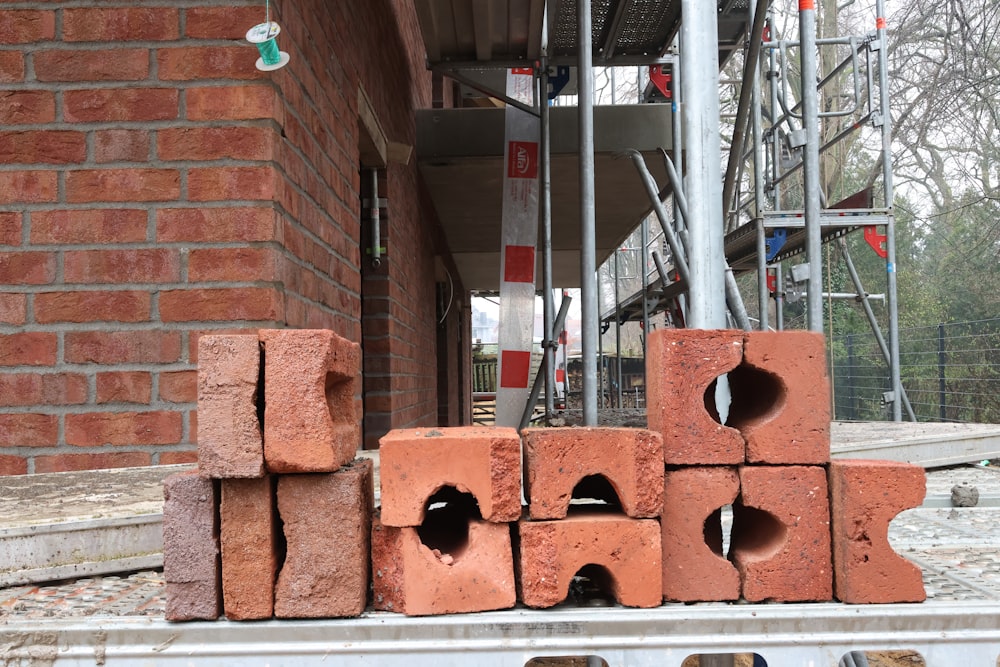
top-left (681, 0), bottom-right (726, 330)
top-left (540, 63), bottom-right (555, 418)
top-left (629, 151), bottom-right (689, 285)
top-left (876, 0), bottom-right (902, 421)
top-left (369, 168), bottom-right (382, 268)
top-left (798, 2), bottom-right (823, 332)
top-left (750, 0), bottom-right (768, 331)
top-left (578, 0), bottom-right (598, 426)
top-left (721, 0), bottom-right (770, 232)
top-left (519, 297), bottom-right (573, 431)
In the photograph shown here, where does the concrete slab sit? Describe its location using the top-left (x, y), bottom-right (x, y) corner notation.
top-left (0, 465), bottom-right (192, 586)
top-left (831, 421), bottom-right (1000, 468)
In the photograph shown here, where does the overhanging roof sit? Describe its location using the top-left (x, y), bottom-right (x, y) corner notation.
top-left (417, 105), bottom-right (673, 290)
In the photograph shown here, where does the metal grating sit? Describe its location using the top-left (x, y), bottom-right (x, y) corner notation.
top-left (613, 0), bottom-right (679, 56)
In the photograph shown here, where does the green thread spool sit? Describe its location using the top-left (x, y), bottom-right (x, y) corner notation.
top-left (246, 21), bottom-right (290, 72)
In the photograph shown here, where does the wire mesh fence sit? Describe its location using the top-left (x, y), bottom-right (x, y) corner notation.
top-left (831, 318), bottom-right (1000, 423)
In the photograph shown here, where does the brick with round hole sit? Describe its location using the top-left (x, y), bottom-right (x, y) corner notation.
top-left (378, 426), bottom-right (521, 527)
top-left (517, 513), bottom-right (662, 608)
top-left (522, 426), bottom-right (663, 520)
top-left (370, 515), bottom-right (516, 615)
top-left (730, 465), bottom-right (833, 602)
top-left (646, 328), bottom-right (744, 465)
top-left (829, 459), bottom-right (926, 603)
top-left (259, 328), bottom-right (361, 474)
top-left (661, 466), bottom-right (741, 602)
top-left (730, 330), bottom-right (831, 465)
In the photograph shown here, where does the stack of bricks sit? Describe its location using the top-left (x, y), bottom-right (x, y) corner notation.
top-left (164, 326), bottom-right (927, 622)
top-left (648, 328), bottom-right (927, 604)
top-left (163, 329), bottom-right (373, 621)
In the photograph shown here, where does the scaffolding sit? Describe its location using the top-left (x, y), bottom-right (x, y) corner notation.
top-left (601, 0), bottom-right (911, 421)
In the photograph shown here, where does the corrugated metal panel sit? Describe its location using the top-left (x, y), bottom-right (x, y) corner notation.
top-left (415, 0), bottom-right (544, 65)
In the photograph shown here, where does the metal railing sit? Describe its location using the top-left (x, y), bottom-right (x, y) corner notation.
top-left (831, 318), bottom-right (1000, 423)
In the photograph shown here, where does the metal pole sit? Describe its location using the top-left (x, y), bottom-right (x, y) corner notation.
top-left (750, 0), bottom-right (768, 331)
top-left (369, 168), bottom-right (381, 268)
top-left (672, 40), bottom-right (684, 234)
top-left (519, 297), bottom-right (573, 431)
top-left (875, 0), bottom-right (902, 421)
top-left (847, 333), bottom-right (856, 420)
top-left (721, 0), bottom-right (770, 232)
top-left (681, 0), bottom-right (726, 330)
top-left (799, 0), bottom-right (824, 333)
top-left (768, 15), bottom-right (785, 332)
top-left (640, 217), bottom-right (650, 351)
top-left (775, 261), bottom-right (784, 329)
top-left (938, 323), bottom-right (946, 421)
top-left (540, 61), bottom-right (556, 418)
top-left (614, 250), bottom-right (622, 409)
top-left (837, 237), bottom-right (915, 420)
top-left (579, 0), bottom-right (598, 426)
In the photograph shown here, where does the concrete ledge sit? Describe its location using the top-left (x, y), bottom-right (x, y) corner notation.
top-left (0, 464), bottom-right (192, 586)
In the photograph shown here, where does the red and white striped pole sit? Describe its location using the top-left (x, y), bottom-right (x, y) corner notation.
top-left (495, 68), bottom-right (540, 426)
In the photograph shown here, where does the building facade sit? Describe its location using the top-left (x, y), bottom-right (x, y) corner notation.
top-left (0, 0), bottom-right (470, 474)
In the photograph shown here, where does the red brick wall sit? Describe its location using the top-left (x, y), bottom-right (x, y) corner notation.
top-left (0, 0), bottom-right (468, 473)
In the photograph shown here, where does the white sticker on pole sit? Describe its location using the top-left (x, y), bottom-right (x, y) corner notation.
top-left (495, 68), bottom-right (539, 427)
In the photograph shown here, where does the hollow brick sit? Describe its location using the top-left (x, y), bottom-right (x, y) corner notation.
top-left (646, 328), bottom-right (744, 465)
top-left (379, 426), bottom-right (521, 527)
top-left (731, 465), bottom-right (832, 602)
top-left (517, 513), bottom-right (662, 609)
top-left (274, 458), bottom-right (373, 618)
top-left (371, 516), bottom-right (516, 615)
top-left (828, 459), bottom-right (926, 603)
top-left (220, 476), bottom-right (279, 620)
top-left (163, 470), bottom-right (220, 621)
top-left (197, 335), bottom-right (264, 478)
top-left (259, 329), bottom-right (361, 474)
top-left (522, 427), bottom-right (663, 519)
top-left (661, 466), bottom-right (741, 602)
top-left (730, 331), bottom-right (831, 465)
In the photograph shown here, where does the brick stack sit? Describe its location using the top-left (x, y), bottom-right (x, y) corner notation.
top-left (519, 427), bottom-right (664, 608)
top-left (164, 329), bottom-right (372, 621)
top-left (165, 326), bottom-right (927, 622)
top-left (371, 426), bottom-right (521, 615)
top-left (648, 328), bottom-right (927, 604)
